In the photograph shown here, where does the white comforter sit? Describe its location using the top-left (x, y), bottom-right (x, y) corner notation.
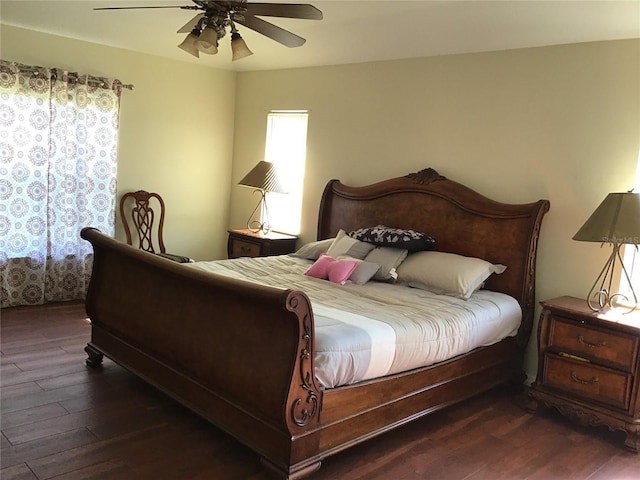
top-left (187, 255), bottom-right (521, 389)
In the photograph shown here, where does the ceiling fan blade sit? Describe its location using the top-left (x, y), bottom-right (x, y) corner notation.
top-left (243, 3), bottom-right (322, 20)
top-left (94, 6), bottom-right (194, 10)
top-left (177, 13), bottom-right (205, 33)
top-left (236, 15), bottom-right (306, 48)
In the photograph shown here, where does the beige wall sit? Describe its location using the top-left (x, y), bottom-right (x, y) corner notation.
top-left (231, 39), bottom-right (640, 377)
top-left (2, 25), bottom-right (639, 378)
top-left (1, 25), bottom-right (236, 260)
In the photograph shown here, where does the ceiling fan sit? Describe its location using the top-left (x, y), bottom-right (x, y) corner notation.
top-left (94, 1), bottom-right (323, 61)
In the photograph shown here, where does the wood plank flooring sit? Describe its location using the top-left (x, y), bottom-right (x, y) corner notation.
top-left (2, 301), bottom-right (638, 479)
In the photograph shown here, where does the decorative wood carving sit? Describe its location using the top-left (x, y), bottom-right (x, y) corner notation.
top-left (405, 167), bottom-right (446, 185)
top-left (291, 313), bottom-right (319, 427)
top-left (553, 402), bottom-right (603, 427)
top-left (287, 293), bottom-right (320, 428)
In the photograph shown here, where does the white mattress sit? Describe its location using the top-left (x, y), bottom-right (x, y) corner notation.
top-left (187, 255), bottom-right (522, 389)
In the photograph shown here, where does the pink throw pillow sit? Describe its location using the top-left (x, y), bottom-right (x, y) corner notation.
top-left (327, 259), bottom-right (359, 284)
top-left (304, 254), bottom-right (359, 285)
top-left (304, 253), bottom-right (335, 279)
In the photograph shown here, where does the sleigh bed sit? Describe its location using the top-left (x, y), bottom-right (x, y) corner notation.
top-left (81, 167), bottom-right (549, 479)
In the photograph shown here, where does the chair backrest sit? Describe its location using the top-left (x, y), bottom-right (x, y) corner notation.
top-left (119, 190), bottom-right (167, 254)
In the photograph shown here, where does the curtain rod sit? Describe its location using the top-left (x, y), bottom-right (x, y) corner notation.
top-left (3, 62), bottom-right (134, 90)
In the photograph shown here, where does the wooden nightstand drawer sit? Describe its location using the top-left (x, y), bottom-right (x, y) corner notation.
top-left (549, 317), bottom-right (638, 371)
top-left (543, 354), bottom-right (632, 410)
top-left (227, 229), bottom-right (298, 259)
top-left (230, 239), bottom-right (262, 258)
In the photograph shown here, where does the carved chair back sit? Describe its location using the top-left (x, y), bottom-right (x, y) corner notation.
top-left (119, 190), bottom-right (168, 254)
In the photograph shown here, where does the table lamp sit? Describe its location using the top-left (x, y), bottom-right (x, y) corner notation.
top-left (238, 161), bottom-right (288, 234)
top-left (573, 191), bottom-right (640, 312)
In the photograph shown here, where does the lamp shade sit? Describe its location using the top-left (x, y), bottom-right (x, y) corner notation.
top-left (195, 26), bottom-right (219, 55)
top-left (573, 192), bottom-right (640, 245)
top-left (178, 30), bottom-right (200, 58)
top-left (239, 161), bottom-right (288, 194)
top-left (231, 32), bottom-right (253, 61)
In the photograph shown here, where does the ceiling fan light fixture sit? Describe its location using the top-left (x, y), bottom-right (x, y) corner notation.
top-left (195, 26), bottom-right (219, 54)
top-left (177, 28), bottom-right (200, 58)
top-left (100, 1), bottom-right (323, 61)
top-left (231, 31), bottom-right (253, 61)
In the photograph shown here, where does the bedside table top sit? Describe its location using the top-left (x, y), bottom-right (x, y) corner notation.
top-left (228, 228), bottom-right (298, 241)
top-left (542, 296), bottom-right (640, 332)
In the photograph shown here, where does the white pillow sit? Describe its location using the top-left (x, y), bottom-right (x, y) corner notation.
top-left (363, 247), bottom-right (408, 282)
top-left (396, 251), bottom-right (506, 299)
top-left (326, 229), bottom-right (376, 260)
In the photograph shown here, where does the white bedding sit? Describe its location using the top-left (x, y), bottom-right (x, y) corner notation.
top-left (187, 255), bottom-right (522, 389)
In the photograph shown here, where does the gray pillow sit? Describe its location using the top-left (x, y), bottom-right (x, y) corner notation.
top-left (326, 229), bottom-right (376, 260)
top-left (290, 238), bottom-right (335, 260)
top-left (364, 247), bottom-right (408, 282)
top-left (396, 251), bottom-right (507, 299)
top-left (339, 258), bottom-right (381, 285)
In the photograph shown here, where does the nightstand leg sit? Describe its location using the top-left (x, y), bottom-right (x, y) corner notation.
top-left (624, 428), bottom-right (639, 453)
top-left (524, 389), bottom-right (540, 413)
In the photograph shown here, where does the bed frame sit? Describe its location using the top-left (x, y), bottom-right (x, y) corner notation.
top-left (81, 167), bottom-right (549, 479)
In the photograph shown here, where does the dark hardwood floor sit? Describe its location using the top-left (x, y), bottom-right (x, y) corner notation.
top-left (1, 301), bottom-right (638, 480)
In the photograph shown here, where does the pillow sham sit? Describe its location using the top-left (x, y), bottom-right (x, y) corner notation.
top-left (363, 247), bottom-right (408, 282)
top-left (290, 238), bottom-right (335, 260)
top-left (304, 254), bottom-right (359, 285)
top-left (326, 229), bottom-right (376, 260)
top-left (396, 251), bottom-right (507, 299)
top-left (337, 256), bottom-right (381, 285)
top-left (348, 225), bottom-right (435, 252)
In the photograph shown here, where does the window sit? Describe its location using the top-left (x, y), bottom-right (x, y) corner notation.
top-left (263, 111), bottom-right (308, 235)
top-left (621, 246), bottom-right (639, 296)
top-left (620, 151), bottom-right (640, 302)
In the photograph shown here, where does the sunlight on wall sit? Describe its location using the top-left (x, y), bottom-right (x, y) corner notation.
top-left (620, 148), bottom-right (640, 300)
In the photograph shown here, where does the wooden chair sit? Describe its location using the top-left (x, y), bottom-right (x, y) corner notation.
top-left (119, 190), bottom-right (192, 263)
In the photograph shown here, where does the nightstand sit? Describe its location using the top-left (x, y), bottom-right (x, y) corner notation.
top-left (528, 296), bottom-right (640, 452)
top-left (227, 229), bottom-right (298, 259)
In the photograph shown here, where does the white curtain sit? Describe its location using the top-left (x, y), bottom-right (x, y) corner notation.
top-left (0, 61), bottom-right (122, 307)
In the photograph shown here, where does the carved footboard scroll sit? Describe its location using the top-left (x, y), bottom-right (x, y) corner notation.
top-left (81, 227), bottom-right (323, 479)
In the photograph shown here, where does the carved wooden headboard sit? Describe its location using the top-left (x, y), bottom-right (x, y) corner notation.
top-left (317, 168), bottom-right (550, 347)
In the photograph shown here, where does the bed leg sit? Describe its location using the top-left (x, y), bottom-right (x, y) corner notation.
top-left (85, 344), bottom-right (104, 368)
top-left (259, 457), bottom-right (322, 480)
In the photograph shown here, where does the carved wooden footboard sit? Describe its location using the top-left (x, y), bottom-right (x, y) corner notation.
top-left (81, 227), bottom-right (324, 478)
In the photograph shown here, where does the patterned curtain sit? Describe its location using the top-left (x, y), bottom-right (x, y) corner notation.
top-left (0, 61), bottom-right (122, 307)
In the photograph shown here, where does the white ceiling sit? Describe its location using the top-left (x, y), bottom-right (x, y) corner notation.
top-left (2, 1), bottom-right (639, 72)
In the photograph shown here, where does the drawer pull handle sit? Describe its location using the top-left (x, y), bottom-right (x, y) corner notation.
top-left (578, 335), bottom-right (606, 348)
top-left (570, 371), bottom-right (599, 385)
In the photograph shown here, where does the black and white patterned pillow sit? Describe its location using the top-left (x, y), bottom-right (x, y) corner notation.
top-left (348, 225), bottom-right (435, 252)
